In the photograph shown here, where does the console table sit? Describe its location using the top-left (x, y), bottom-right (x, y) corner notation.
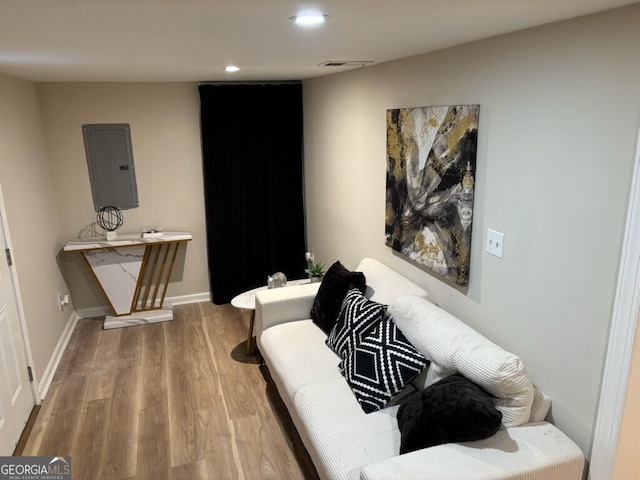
top-left (64, 231), bottom-right (192, 329)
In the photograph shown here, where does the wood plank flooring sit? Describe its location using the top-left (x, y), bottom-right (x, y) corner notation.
top-left (22, 302), bottom-right (316, 480)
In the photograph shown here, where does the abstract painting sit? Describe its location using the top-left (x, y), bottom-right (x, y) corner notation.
top-left (386, 105), bottom-right (479, 286)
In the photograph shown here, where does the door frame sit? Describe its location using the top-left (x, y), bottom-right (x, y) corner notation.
top-left (589, 130), bottom-right (640, 478)
top-left (0, 183), bottom-right (40, 403)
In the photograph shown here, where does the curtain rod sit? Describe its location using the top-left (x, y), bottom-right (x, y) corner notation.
top-left (198, 80), bottom-right (301, 86)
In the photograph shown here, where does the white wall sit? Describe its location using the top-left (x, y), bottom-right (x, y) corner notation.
top-left (36, 83), bottom-right (209, 313)
top-left (0, 73), bottom-right (72, 388)
top-left (302, 4), bottom-right (640, 457)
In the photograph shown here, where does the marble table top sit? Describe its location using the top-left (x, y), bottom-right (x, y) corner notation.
top-left (231, 278), bottom-right (312, 310)
top-left (63, 231), bottom-right (192, 252)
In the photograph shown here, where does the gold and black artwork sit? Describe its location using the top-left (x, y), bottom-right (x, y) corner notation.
top-left (386, 105), bottom-right (479, 286)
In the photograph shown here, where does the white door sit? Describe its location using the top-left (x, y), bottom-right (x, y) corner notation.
top-left (0, 209), bottom-right (34, 455)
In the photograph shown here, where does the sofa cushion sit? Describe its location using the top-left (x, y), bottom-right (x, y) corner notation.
top-left (390, 294), bottom-right (533, 427)
top-left (356, 258), bottom-right (433, 305)
top-left (326, 288), bottom-right (386, 361)
top-left (310, 261), bottom-right (367, 334)
top-left (361, 421), bottom-right (585, 480)
top-left (260, 319), bottom-right (343, 402)
top-left (343, 317), bottom-right (428, 413)
top-left (293, 377), bottom-right (401, 480)
top-left (530, 386), bottom-right (552, 422)
top-left (397, 374), bottom-right (502, 453)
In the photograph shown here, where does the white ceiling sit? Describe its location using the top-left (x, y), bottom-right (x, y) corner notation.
top-left (0, 0), bottom-right (636, 82)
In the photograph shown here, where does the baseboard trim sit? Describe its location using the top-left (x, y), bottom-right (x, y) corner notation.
top-left (76, 293), bottom-right (210, 319)
top-left (76, 306), bottom-right (109, 319)
top-left (165, 292), bottom-right (211, 305)
top-left (37, 311), bottom-right (79, 401)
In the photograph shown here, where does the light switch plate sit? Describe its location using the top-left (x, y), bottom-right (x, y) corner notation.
top-left (486, 229), bottom-right (504, 258)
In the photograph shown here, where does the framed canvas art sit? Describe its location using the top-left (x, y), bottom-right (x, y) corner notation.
top-left (386, 104), bottom-right (479, 286)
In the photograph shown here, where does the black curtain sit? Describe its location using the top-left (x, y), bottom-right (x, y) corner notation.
top-left (199, 83), bottom-right (306, 304)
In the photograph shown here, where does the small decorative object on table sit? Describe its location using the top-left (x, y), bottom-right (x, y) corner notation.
top-left (305, 252), bottom-right (325, 283)
top-left (97, 206), bottom-right (124, 241)
top-left (267, 272), bottom-right (287, 289)
top-left (142, 226), bottom-right (163, 238)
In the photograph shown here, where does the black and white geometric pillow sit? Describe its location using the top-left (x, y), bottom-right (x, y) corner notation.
top-left (343, 317), bottom-right (429, 413)
top-left (326, 288), bottom-right (386, 361)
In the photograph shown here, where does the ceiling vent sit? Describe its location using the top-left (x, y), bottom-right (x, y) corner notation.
top-left (318, 60), bottom-right (375, 67)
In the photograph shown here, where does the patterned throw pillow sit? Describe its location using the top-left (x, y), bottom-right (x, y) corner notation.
top-left (326, 288), bottom-right (385, 360)
top-left (343, 317), bottom-right (429, 413)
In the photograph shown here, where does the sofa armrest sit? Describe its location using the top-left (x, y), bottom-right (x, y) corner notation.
top-left (255, 282), bottom-right (320, 337)
top-left (360, 422), bottom-right (585, 480)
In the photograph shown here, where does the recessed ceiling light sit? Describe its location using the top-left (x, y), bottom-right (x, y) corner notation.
top-left (318, 61), bottom-right (375, 67)
top-left (291, 13), bottom-right (329, 27)
top-left (225, 65), bottom-right (240, 73)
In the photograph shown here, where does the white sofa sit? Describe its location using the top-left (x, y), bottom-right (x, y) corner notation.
top-left (255, 258), bottom-right (585, 480)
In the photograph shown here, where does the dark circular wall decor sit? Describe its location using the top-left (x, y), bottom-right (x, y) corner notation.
top-left (97, 206), bottom-right (124, 232)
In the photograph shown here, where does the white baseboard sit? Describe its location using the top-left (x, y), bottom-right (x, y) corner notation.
top-left (37, 311), bottom-right (79, 401)
top-left (76, 306), bottom-right (109, 319)
top-left (165, 292), bottom-right (211, 305)
top-left (75, 292), bottom-right (210, 319)
top-left (76, 292), bottom-right (211, 318)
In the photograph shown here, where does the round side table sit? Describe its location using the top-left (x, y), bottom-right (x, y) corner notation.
top-left (231, 279), bottom-right (311, 355)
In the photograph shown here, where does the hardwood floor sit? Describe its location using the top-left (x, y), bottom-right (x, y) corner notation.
top-left (22, 302), bottom-right (316, 480)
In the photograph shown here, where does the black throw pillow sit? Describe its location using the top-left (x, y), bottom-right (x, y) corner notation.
top-left (397, 374), bottom-right (502, 454)
top-left (310, 261), bottom-right (366, 334)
